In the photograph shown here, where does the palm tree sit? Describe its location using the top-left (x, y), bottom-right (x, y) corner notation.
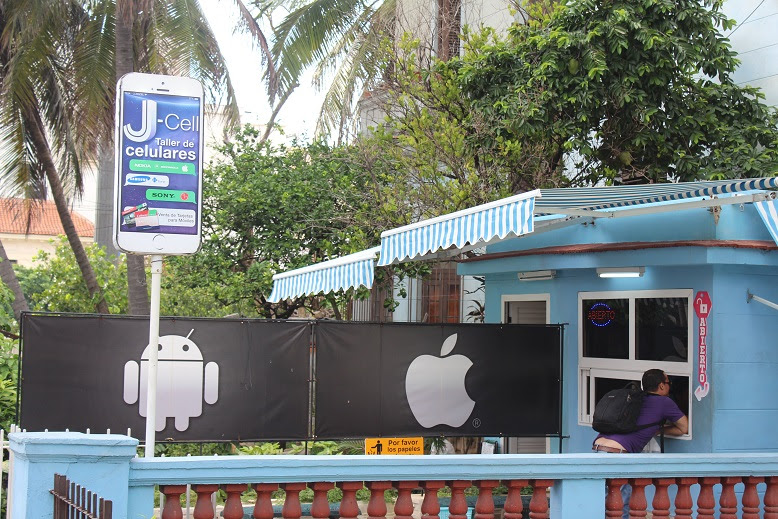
top-left (268, 0), bottom-right (554, 142)
top-left (0, 0), bottom-right (110, 314)
top-left (269, 0), bottom-right (397, 143)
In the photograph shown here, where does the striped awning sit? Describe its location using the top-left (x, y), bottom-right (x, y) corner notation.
top-left (268, 177), bottom-right (778, 299)
top-left (535, 178), bottom-right (778, 213)
top-left (377, 191), bottom-right (538, 266)
top-left (755, 200), bottom-right (778, 245)
top-left (268, 247), bottom-right (380, 302)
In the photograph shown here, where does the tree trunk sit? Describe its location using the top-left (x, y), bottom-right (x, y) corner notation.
top-left (115, 3), bottom-right (150, 315)
top-left (95, 146), bottom-right (118, 257)
top-left (0, 238), bottom-right (29, 322)
top-left (23, 106), bottom-right (110, 314)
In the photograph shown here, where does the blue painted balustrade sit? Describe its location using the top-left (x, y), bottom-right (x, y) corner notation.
top-left (9, 432), bottom-right (778, 519)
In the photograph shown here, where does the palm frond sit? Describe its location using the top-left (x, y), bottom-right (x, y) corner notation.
top-left (135, 0), bottom-right (240, 130)
top-left (313, 0), bottom-right (395, 138)
top-left (231, 0), bottom-right (278, 100)
top-left (271, 0), bottom-right (381, 97)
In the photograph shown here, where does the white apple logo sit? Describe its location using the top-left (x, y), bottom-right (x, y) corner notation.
top-left (405, 333), bottom-right (476, 428)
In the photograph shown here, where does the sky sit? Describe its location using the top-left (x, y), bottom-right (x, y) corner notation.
top-left (199, 0), bottom-right (324, 142)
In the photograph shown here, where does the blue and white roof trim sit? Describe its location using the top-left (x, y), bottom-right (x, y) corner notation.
top-left (755, 200), bottom-right (778, 246)
top-left (536, 177), bottom-right (778, 213)
top-left (268, 177), bottom-right (778, 299)
top-left (378, 190), bottom-right (539, 266)
top-left (268, 247), bottom-right (381, 302)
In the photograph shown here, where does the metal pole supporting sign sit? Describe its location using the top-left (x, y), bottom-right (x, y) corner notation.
top-left (144, 255), bottom-right (163, 458)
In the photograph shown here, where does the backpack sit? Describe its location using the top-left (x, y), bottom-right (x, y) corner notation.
top-left (592, 382), bottom-right (662, 434)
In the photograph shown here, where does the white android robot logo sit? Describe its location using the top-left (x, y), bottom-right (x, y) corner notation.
top-left (123, 330), bottom-right (219, 432)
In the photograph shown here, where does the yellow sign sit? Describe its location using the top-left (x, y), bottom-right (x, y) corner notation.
top-left (365, 437), bottom-right (424, 455)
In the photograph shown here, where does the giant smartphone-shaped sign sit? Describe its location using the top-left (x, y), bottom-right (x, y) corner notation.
top-left (114, 73), bottom-right (203, 255)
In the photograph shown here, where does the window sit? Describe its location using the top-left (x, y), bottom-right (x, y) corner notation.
top-left (578, 290), bottom-right (692, 437)
top-left (421, 265), bottom-right (460, 323)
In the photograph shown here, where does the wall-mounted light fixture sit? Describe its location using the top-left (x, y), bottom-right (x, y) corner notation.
top-left (596, 267), bottom-right (645, 278)
top-left (518, 270), bottom-right (556, 281)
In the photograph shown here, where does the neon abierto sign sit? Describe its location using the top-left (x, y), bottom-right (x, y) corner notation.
top-left (588, 302), bottom-right (616, 327)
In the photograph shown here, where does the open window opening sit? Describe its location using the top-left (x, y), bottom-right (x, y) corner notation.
top-left (578, 289), bottom-right (692, 438)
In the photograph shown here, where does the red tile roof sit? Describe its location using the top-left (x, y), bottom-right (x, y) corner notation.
top-left (0, 198), bottom-right (94, 238)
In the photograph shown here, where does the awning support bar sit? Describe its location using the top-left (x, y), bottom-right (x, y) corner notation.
top-left (747, 291), bottom-right (778, 312)
top-left (541, 191), bottom-right (776, 219)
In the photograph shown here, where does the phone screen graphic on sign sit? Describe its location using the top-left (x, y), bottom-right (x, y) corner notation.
top-left (119, 91), bottom-right (201, 236)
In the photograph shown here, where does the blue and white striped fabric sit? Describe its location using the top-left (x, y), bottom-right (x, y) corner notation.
top-left (536, 177), bottom-right (778, 213)
top-left (378, 191), bottom-right (537, 266)
top-left (268, 247), bottom-right (380, 302)
top-left (755, 200), bottom-right (778, 246)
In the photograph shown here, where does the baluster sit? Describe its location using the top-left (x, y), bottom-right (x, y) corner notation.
top-left (719, 477), bottom-right (740, 519)
top-left (223, 484), bottom-right (248, 519)
top-left (673, 478), bottom-right (695, 519)
top-left (338, 482), bottom-right (363, 519)
top-left (528, 479), bottom-right (553, 519)
top-left (766, 476), bottom-right (778, 519)
top-left (394, 481), bottom-right (419, 519)
top-left (743, 476), bottom-right (763, 519)
top-left (253, 484), bottom-right (279, 519)
top-left (627, 478), bottom-right (650, 519)
top-left (502, 480), bottom-right (528, 519)
top-left (474, 480), bottom-right (498, 519)
top-left (312, 482), bottom-right (336, 519)
top-left (101, 497), bottom-right (112, 519)
top-left (367, 481), bottom-right (392, 519)
top-left (160, 485), bottom-right (187, 519)
top-left (52, 474), bottom-right (62, 519)
top-left (651, 478), bottom-right (673, 519)
top-left (282, 483), bottom-right (307, 519)
top-left (447, 480), bottom-right (472, 519)
top-left (421, 481), bottom-right (446, 519)
top-left (192, 484), bottom-right (219, 519)
top-left (606, 479), bottom-right (628, 519)
top-left (697, 477), bottom-right (719, 519)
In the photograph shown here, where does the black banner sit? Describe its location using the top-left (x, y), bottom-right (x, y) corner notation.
top-left (314, 322), bottom-right (562, 438)
top-left (20, 315), bottom-right (562, 441)
top-left (20, 314), bottom-right (311, 441)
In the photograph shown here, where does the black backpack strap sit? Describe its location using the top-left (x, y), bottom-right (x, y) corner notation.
top-left (659, 419), bottom-right (666, 453)
top-left (635, 393), bottom-right (665, 432)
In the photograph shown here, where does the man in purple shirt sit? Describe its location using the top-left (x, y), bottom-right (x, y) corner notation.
top-left (592, 369), bottom-right (688, 518)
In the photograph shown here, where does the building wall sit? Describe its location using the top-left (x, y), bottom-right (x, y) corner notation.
top-left (461, 202), bottom-right (778, 454)
top-left (0, 233), bottom-right (94, 268)
top-left (712, 264), bottom-right (778, 452)
top-left (724, 0), bottom-right (778, 106)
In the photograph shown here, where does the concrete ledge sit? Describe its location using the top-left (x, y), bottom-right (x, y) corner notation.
top-left (129, 453), bottom-right (778, 486)
top-left (9, 432), bottom-right (138, 462)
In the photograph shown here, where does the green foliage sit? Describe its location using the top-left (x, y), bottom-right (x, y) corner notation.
top-left (152, 442), bottom-right (233, 457)
top-left (357, 34), bottom-right (563, 227)
top-left (169, 127), bottom-right (377, 318)
top-left (17, 238), bottom-right (128, 314)
top-left (454, 0), bottom-right (778, 183)
top-left (0, 346), bottom-right (17, 431)
top-left (239, 442), bottom-right (285, 455)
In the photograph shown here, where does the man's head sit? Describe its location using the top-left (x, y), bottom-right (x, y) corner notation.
top-left (643, 369), bottom-right (671, 396)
